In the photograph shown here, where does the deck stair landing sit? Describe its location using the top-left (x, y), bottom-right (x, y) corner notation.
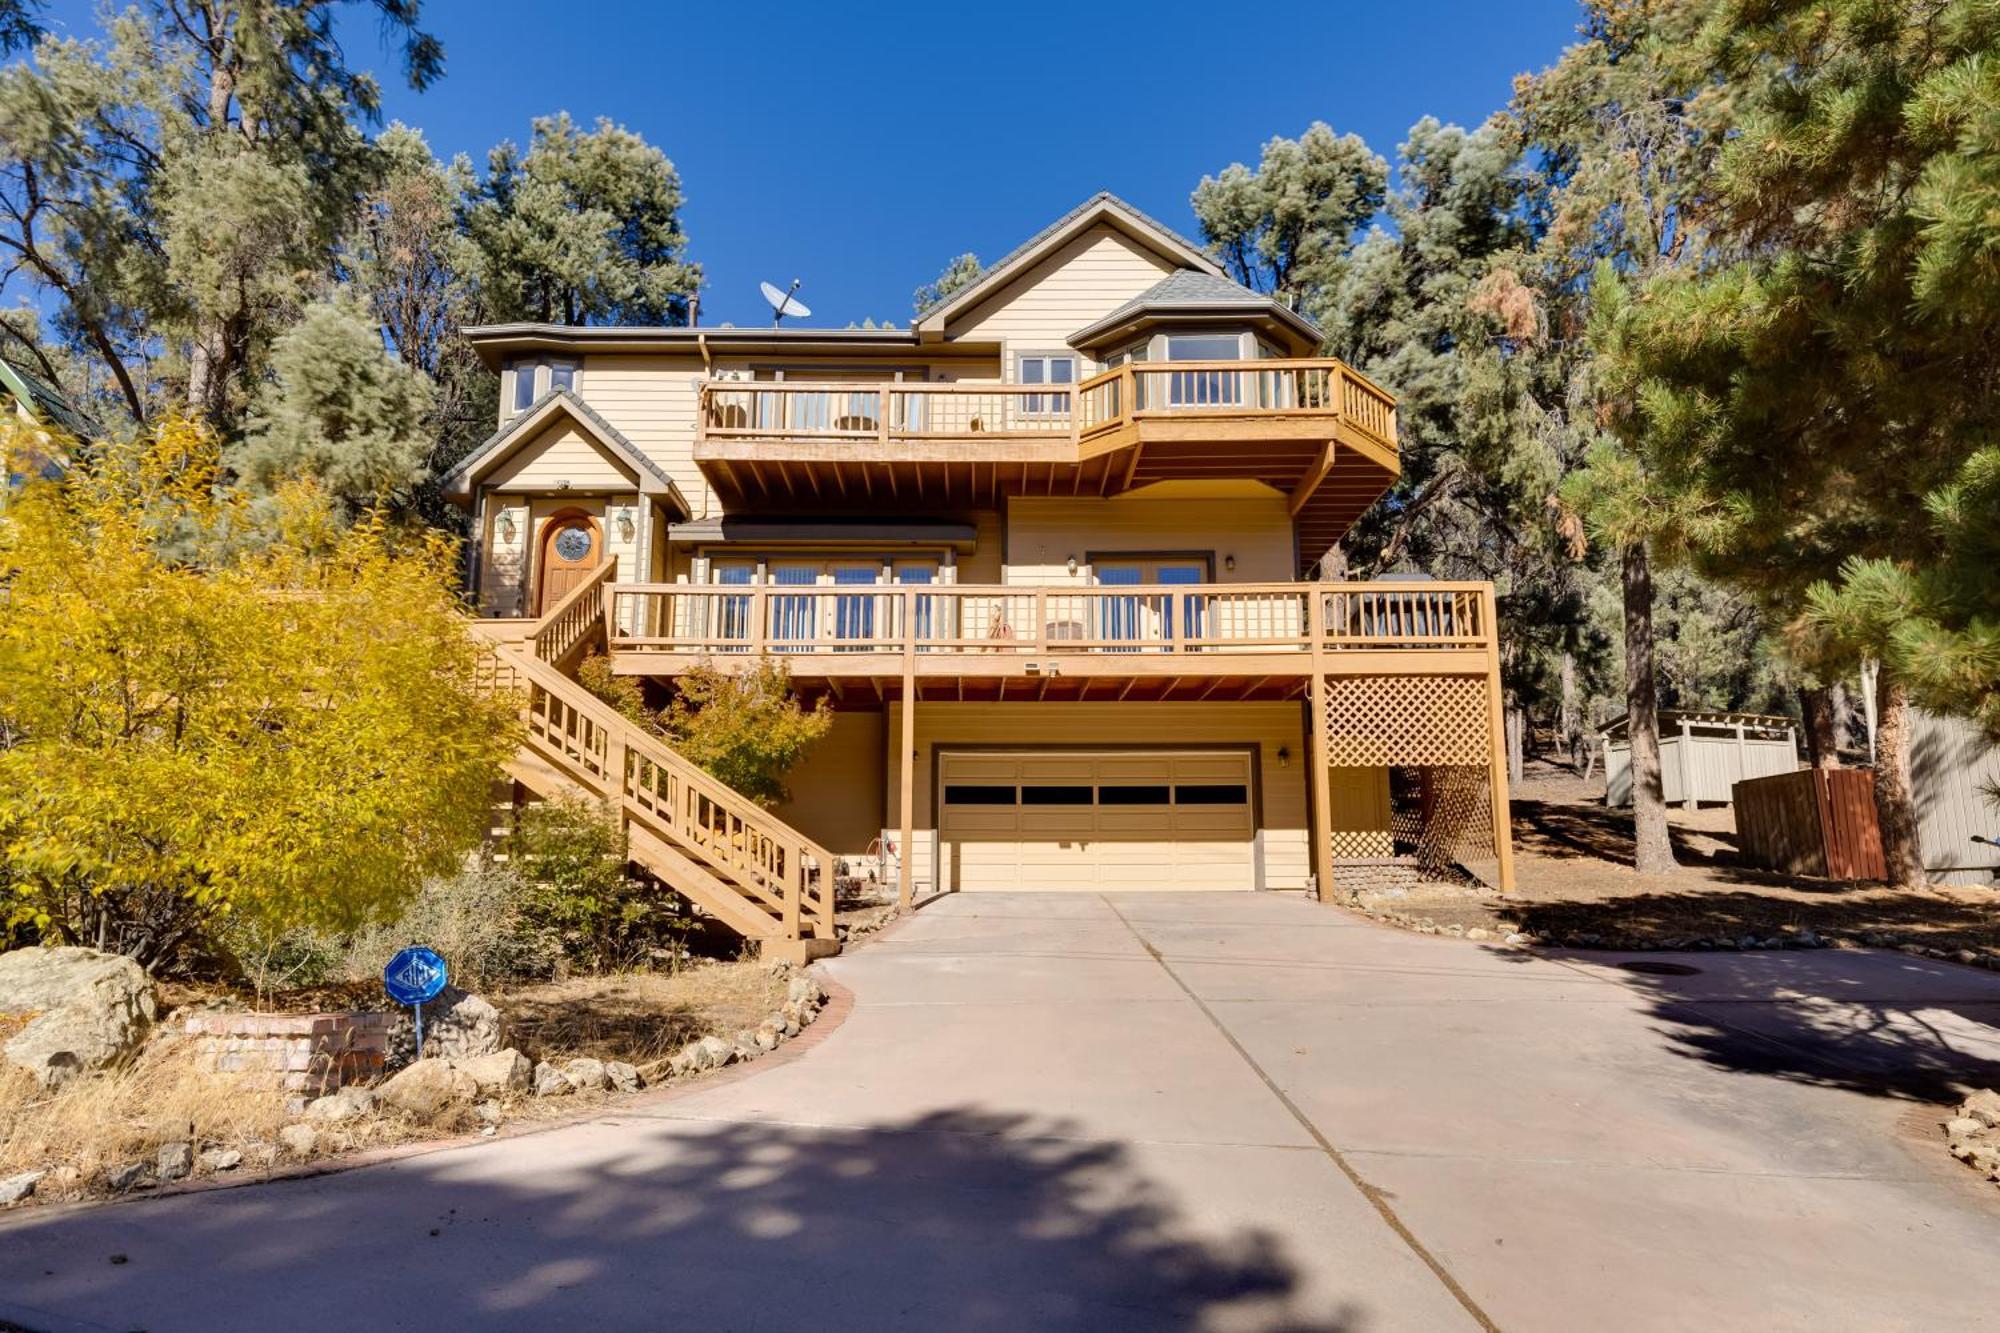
top-left (472, 560), bottom-right (838, 963)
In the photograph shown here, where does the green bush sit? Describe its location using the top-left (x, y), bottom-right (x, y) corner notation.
top-left (512, 796), bottom-right (693, 974)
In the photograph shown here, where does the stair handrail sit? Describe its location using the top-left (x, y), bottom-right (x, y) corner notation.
top-left (531, 557), bottom-right (619, 666)
top-left (479, 636), bottom-right (836, 940)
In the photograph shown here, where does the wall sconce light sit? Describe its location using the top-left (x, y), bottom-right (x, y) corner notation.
top-left (1066, 555), bottom-right (1079, 576)
top-left (616, 509), bottom-right (636, 542)
top-left (1225, 553), bottom-right (1237, 573)
top-left (497, 511), bottom-right (517, 543)
top-left (1277, 746), bottom-right (1291, 768)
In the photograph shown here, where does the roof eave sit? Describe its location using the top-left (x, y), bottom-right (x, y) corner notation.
top-left (1069, 302), bottom-right (1325, 354)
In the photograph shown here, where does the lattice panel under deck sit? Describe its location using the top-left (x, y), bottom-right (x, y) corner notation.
top-left (1323, 675), bottom-right (1490, 767)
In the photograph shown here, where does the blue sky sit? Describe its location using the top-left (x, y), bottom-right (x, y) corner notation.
top-left (36, 0), bottom-right (1586, 328)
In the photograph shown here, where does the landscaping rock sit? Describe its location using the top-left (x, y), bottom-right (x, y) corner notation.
top-left (0, 1170), bottom-right (45, 1205)
top-left (755, 1027), bottom-right (780, 1052)
top-left (669, 1045), bottom-right (700, 1076)
top-left (605, 1060), bottom-right (641, 1093)
top-left (1961, 1089), bottom-right (2000, 1128)
top-left (197, 1149), bottom-right (241, 1173)
top-left (156, 1141), bottom-right (193, 1182)
top-left (732, 1029), bottom-right (760, 1059)
top-left (277, 1124), bottom-right (318, 1157)
top-left (0, 947), bottom-right (156, 1089)
top-left (378, 1057), bottom-right (476, 1119)
top-left (455, 1048), bottom-right (532, 1096)
top-left (561, 1057), bottom-right (609, 1092)
top-left (698, 1035), bottom-right (735, 1069)
top-left (104, 1161), bottom-right (149, 1192)
top-left (476, 1099), bottom-right (503, 1126)
top-left (420, 987), bottom-right (503, 1061)
top-left (533, 1061), bottom-right (572, 1097)
top-left (786, 975), bottom-right (824, 1006)
top-left (305, 1085), bottom-right (378, 1123)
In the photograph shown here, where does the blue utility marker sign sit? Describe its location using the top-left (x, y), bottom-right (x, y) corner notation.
top-left (384, 946), bottom-right (449, 1006)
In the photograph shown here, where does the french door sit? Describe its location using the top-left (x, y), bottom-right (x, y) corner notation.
top-left (1095, 559), bottom-right (1208, 649)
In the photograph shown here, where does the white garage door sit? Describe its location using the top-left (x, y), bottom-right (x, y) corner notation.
top-left (938, 750), bottom-right (1257, 892)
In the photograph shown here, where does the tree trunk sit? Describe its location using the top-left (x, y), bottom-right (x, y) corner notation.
top-left (1559, 650), bottom-right (1581, 772)
top-left (1871, 673), bottom-right (1927, 889)
top-left (1799, 686), bottom-right (1841, 769)
top-left (1622, 542), bottom-right (1677, 874)
top-left (1505, 702), bottom-right (1526, 786)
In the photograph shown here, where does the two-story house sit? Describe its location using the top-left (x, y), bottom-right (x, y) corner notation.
top-left (450, 194), bottom-right (1512, 959)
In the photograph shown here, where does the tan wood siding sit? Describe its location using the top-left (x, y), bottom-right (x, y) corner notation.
top-left (774, 710), bottom-right (886, 860)
top-left (1003, 493), bottom-right (1296, 583)
top-left (579, 353), bottom-right (713, 516)
top-left (946, 223), bottom-right (1179, 360)
top-left (484, 421), bottom-right (639, 492)
top-left (886, 700), bottom-right (1309, 895)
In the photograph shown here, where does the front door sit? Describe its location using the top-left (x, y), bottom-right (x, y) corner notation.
top-left (536, 511), bottom-right (601, 615)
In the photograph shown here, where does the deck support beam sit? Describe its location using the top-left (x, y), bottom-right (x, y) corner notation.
top-left (1481, 585), bottom-right (1517, 892)
top-left (897, 589), bottom-right (918, 910)
top-left (1307, 588), bottom-right (1336, 903)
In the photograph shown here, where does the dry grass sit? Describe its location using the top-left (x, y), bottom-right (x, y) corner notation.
top-left (0, 956), bottom-right (791, 1207)
top-left (494, 960), bottom-right (789, 1067)
top-left (0, 1033), bottom-right (429, 1200)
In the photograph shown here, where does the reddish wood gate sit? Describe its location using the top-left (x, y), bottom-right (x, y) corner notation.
top-left (1733, 768), bottom-right (1887, 881)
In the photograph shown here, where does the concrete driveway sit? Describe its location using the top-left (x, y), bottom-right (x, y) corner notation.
top-left (5, 892), bottom-right (2000, 1332)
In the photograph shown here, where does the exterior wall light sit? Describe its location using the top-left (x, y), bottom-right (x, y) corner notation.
top-left (1277, 746), bottom-right (1291, 767)
top-left (617, 509), bottom-right (636, 542)
top-left (1066, 555), bottom-right (1079, 576)
top-left (1225, 553), bottom-right (1237, 572)
top-left (497, 511), bottom-right (517, 543)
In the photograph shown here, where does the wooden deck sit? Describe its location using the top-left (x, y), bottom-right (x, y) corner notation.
top-left (602, 580), bottom-right (1493, 701)
top-left (691, 360), bottom-right (1400, 560)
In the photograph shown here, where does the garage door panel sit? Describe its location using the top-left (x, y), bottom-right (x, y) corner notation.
top-left (939, 749), bottom-right (1256, 893)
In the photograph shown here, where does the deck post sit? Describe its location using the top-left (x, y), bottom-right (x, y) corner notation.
top-left (1481, 586), bottom-right (1516, 892)
top-left (897, 588), bottom-right (918, 910)
top-left (1306, 588), bottom-right (1335, 902)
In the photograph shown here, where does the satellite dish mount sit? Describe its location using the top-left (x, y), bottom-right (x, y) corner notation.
top-left (761, 278), bottom-right (811, 327)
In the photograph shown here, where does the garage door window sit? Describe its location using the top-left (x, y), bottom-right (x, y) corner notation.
top-left (944, 785), bottom-right (1015, 805)
top-left (1176, 783), bottom-right (1249, 805)
top-left (1098, 784), bottom-right (1170, 805)
top-left (1021, 785), bottom-right (1093, 805)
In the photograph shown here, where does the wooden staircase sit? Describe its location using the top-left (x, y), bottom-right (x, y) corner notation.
top-left (472, 561), bottom-right (839, 963)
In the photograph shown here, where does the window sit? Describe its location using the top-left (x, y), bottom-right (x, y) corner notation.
top-left (1020, 785), bottom-right (1093, 805)
top-left (507, 357), bottom-right (581, 414)
top-left (1176, 783), bottom-right (1248, 805)
top-left (1098, 784), bottom-right (1170, 805)
top-left (1018, 354), bottom-right (1075, 416)
top-left (1164, 334), bottom-right (1247, 407)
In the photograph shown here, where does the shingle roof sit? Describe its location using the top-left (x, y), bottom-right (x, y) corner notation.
top-left (441, 388), bottom-right (684, 510)
top-left (914, 192), bottom-right (1219, 324)
top-left (1069, 269), bottom-right (1324, 347)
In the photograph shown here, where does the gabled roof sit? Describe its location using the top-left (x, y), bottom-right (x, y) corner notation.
top-left (440, 388), bottom-right (689, 515)
top-left (913, 192), bottom-right (1223, 338)
top-left (0, 355), bottom-right (98, 442)
top-left (1067, 269), bottom-right (1324, 352)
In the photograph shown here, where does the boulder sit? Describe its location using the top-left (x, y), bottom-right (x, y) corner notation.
top-left (731, 1029), bottom-right (760, 1059)
top-left (561, 1057), bottom-right (609, 1092)
top-left (156, 1141), bottom-right (193, 1182)
top-left (0, 947), bottom-right (156, 1088)
top-left (276, 1124), bottom-right (318, 1157)
top-left (197, 1149), bottom-right (242, 1173)
top-left (454, 1048), bottom-right (532, 1096)
top-left (0, 1170), bottom-right (44, 1205)
top-left (419, 987), bottom-right (502, 1061)
top-left (697, 1035), bottom-right (735, 1069)
top-left (305, 1085), bottom-right (378, 1123)
top-left (604, 1061), bottom-right (641, 1094)
top-left (103, 1161), bottom-right (149, 1192)
top-left (475, 1099), bottom-right (504, 1126)
top-left (533, 1060), bottom-right (572, 1097)
top-left (378, 1057), bottom-right (477, 1119)
top-left (786, 975), bottom-right (824, 1006)
top-left (1945, 1116), bottom-right (1986, 1141)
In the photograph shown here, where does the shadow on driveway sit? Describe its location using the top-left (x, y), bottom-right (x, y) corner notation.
top-left (0, 1107), bottom-right (1360, 1333)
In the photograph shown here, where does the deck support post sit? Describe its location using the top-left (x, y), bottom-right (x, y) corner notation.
top-left (897, 589), bottom-right (918, 910)
top-left (1306, 588), bottom-right (1335, 902)
top-left (1481, 585), bottom-right (1516, 892)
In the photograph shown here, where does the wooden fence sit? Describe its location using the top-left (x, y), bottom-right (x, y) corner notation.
top-left (1733, 768), bottom-right (1887, 881)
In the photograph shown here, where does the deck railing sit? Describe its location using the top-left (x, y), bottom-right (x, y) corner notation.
top-left (606, 581), bottom-right (1488, 659)
top-left (696, 359), bottom-right (1396, 450)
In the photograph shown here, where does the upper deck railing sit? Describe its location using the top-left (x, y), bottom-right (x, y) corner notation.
top-left (695, 358), bottom-right (1396, 452)
top-left (605, 580), bottom-right (1489, 663)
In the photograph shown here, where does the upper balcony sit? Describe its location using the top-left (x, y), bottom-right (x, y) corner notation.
top-left (692, 359), bottom-right (1401, 558)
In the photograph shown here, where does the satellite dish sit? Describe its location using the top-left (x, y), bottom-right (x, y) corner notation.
top-left (761, 279), bottom-right (811, 326)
